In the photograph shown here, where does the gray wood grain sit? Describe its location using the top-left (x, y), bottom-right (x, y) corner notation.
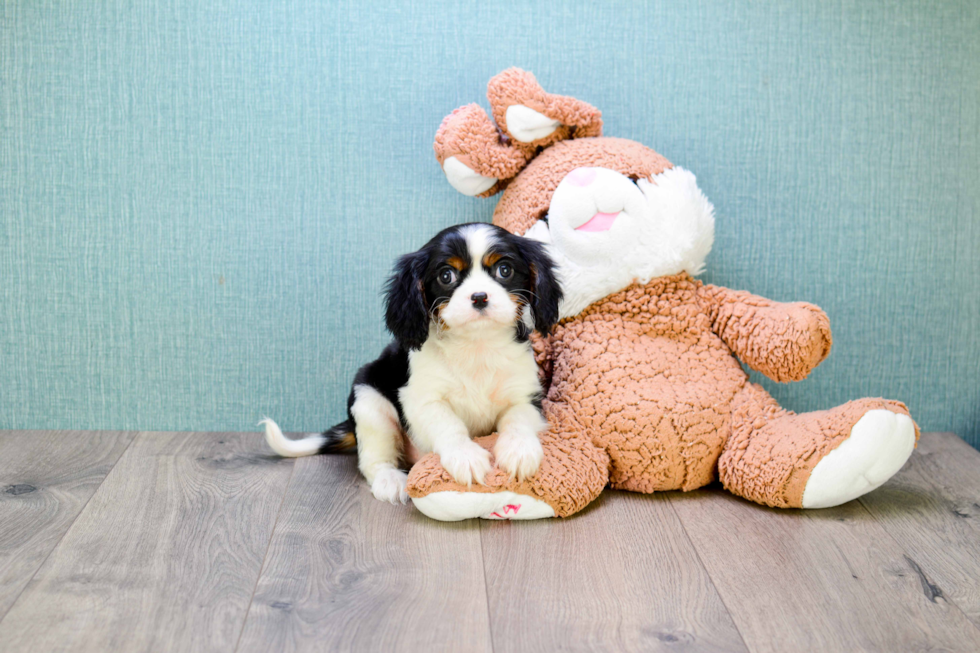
top-left (236, 454), bottom-right (492, 653)
top-left (0, 430), bottom-right (135, 620)
top-left (480, 491), bottom-right (747, 653)
top-left (5, 430), bottom-right (980, 652)
top-left (0, 431), bottom-right (293, 653)
top-left (860, 432), bottom-right (980, 630)
top-left (669, 481), bottom-right (980, 653)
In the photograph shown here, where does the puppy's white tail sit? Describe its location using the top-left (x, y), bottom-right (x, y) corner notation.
top-left (260, 417), bottom-right (326, 457)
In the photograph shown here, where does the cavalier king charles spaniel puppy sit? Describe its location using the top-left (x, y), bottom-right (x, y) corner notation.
top-left (260, 223), bottom-right (562, 504)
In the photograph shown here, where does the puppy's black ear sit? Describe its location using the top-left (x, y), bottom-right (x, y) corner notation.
top-left (384, 251), bottom-right (429, 350)
top-left (514, 237), bottom-right (563, 334)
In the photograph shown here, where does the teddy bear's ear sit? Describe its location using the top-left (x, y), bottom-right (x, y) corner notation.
top-left (434, 68), bottom-right (603, 197)
top-left (487, 68), bottom-right (602, 146)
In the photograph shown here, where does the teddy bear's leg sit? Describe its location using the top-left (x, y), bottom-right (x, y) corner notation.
top-left (433, 103), bottom-right (530, 197)
top-left (407, 408), bottom-right (610, 521)
top-left (486, 68), bottom-right (603, 145)
top-left (718, 382), bottom-right (918, 509)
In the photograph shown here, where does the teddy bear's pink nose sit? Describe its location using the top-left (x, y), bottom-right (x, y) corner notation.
top-left (566, 167), bottom-right (597, 187)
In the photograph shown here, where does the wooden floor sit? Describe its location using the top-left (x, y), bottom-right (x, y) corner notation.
top-left (1, 432), bottom-right (980, 652)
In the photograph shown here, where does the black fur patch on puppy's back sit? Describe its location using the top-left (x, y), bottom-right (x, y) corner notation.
top-left (319, 342), bottom-right (410, 454)
top-left (349, 342), bottom-right (410, 426)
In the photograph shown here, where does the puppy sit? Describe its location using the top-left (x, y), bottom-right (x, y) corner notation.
top-left (261, 222), bottom-right (562, 504)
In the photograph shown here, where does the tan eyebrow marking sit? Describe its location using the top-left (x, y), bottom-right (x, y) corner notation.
top-left (446, 256), bottom-right (466, 271)
top-left (483, 252), bottom-right (502, 268)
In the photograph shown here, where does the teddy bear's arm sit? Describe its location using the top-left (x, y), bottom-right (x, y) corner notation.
top-left (700, 284), bottom-right (832, 383)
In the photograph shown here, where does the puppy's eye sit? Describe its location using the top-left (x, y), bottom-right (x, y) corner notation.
top-left (438, 268), bottom-right (457, 285)
top-left (494, 263), bottom-right (513, 280)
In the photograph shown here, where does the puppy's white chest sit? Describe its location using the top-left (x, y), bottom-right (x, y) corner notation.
top-left (445, 365), bottom-right (515, 436)
top-left (407, 337), bottom-right (538, 439)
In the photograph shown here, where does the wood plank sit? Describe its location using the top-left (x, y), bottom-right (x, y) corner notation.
top-left (0, 430), bottom-right (135, 619)
top-left (860, 432), bottom-right (980, 630)
top-left (0, 431), bottom-right (293, 653)
top-left (480, 491), bottom-right (748, 652)
top-left (669, 479), bottom-right (980, 653)
top-left (236, 454), bottom-right (492, 653)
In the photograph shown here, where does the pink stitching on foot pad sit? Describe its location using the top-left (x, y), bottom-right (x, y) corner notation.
top-left (489, 504), bottom-right (522, 520)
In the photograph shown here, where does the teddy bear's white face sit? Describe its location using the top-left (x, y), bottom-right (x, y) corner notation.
top-left (524, 165), bottom-right (716, 319)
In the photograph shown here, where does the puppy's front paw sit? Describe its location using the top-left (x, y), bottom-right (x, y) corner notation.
top-left (370, 468), bottom-right (409, 505)
top-left (439, 442), bottom-right (493, 486)
top-left (494, 432), bottom-right (543, 481)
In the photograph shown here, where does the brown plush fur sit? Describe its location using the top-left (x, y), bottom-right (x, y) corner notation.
top-left (408, 275), bottom-right (917, 515)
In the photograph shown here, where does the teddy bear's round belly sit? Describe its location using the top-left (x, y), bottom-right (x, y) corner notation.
top-left (548, 327), bottom-right (747, 493)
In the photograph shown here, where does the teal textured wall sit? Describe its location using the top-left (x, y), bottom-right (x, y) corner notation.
top-left (2, 1), bottom-right (978, 447)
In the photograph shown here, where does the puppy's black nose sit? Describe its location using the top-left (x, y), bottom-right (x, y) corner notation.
top-left (471, 292), bottom-right (488, 309)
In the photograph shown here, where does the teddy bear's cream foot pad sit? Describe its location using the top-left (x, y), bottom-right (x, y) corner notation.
top-left (802, 409), bottom-right (916, 509)
top-left (412, 490), bottom-right (555, 521)
top-left (504, 104), bottom-right (561, 142)
top-left (442, 156), bottom-right (498, 197)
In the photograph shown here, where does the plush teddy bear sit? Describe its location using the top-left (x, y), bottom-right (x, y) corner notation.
top-left (406, 68), bottom-right (918, 521)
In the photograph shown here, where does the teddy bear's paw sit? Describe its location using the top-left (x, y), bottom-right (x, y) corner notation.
top-left (413, 490), bottom-right (555, 522)
top-left (438, 441), bottom-right (493, 486)
top-left (802, 409), bottom-right (916, 509)
top-left (370, 467), bottom-right (410, 505)
top-left (493, 431), bottom-right (544, 481)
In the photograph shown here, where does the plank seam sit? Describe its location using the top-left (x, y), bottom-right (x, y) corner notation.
top-left (0, 430), bottom-right (140, 628)
top-left (663, 493), bottom-right (753, 653)
top-left (233, 455), bottom-right (297, 653)
top-left (478, 522), bottom-right (497, 653)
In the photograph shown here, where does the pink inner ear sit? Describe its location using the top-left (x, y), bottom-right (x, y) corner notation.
top-left (575, 212), bottom-right (619, 232)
